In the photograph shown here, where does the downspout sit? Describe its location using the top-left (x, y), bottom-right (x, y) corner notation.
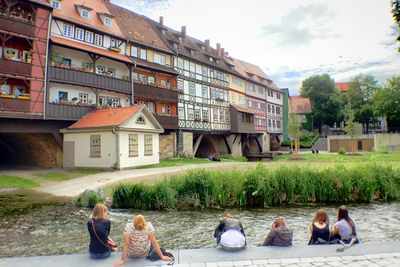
top-left (112, 126), bottom-right (120, 170)
top-left (127, 39), bottom-right (137, 105)
top-left (43, 12), bottom-right (52, 120)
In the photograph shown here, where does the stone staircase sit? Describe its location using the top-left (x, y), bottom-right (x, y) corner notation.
top-left (311, 137), bottom-right (328, 151)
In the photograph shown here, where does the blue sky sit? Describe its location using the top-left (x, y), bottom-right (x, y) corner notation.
top-left (112, 0), bottom-right (400, 95)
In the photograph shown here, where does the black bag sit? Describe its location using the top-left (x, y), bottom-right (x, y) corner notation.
top-left (146, 247), bottom-right (175, 265)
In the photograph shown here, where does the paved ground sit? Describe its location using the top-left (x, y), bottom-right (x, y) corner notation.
top-left (35, 162), bottom-right (257, 197)
top-left (2, 241), bottom-right (400, 267)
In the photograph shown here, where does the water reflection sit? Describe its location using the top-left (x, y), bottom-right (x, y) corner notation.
top-left (1, 202), bottom-right (399, 257)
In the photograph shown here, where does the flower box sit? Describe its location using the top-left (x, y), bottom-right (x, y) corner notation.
top-left (0, 94), bottom-right (15, 98)
top-left (109, 46), bottom-right (121, 52)
top-left (17, 95), bottom-right (30, 100)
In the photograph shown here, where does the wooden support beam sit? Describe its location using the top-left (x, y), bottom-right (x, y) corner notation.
top-left (223, 135), bottom-right (231, 154)
top-left (254, 135), bottom-right (262, 153)
top-left (193, 133), bottom-right (204, 156)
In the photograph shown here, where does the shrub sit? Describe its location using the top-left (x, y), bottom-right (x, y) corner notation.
top-left (338, 147), bottom-right (347, 155)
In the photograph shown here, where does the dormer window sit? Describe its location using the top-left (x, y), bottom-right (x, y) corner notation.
top-left (190, 49), bottom-right (195, 56)
top-left (51, 0), bottom-right (60, 9)
top-left (209, 57), bottom-right (214, 62)
top-left (82, 9), bottom-right (89, 19)
top-left (173, 43), bottom-right (178, 49)
top-left (104, 17), bottom-right (112, 27)
top-left (97, 12), bottom-right (114, 28)
top-left (75, 4), bottom-right (92, 19)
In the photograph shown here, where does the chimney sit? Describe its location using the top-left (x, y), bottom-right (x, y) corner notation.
top-left (217, 43), bottom-right (221, 57)
top-left (159, 16), bottom-right (164, 26)
top-left (221, 48), bottom-right (225, 58)
top-left (181, 26), bottom-right (186, 38)
top-left (205, 39), bottom-right (210, 52)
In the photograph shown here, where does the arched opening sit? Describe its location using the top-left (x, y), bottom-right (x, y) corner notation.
top-left (194, 135), bottom-right (216, 158)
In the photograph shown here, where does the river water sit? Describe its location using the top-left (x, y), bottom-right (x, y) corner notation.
top-left (1, 200), bottom-right (399, 257)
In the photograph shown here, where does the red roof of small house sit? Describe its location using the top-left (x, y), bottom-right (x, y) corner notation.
top-left (69, 105), bottom-right (144, 129)
top-left (289, 96), bottom-right (312, 113)
top-left (336, 82), bottom-right (349, 92)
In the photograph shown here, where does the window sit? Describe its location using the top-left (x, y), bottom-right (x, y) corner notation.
top-left (273, 120), bottom-right (276, 127)
top-left (111, 39), bottom-right (118, 48)
top-left (75, 28), bottom-right (84, 41)
top-left (219, 109), bottom-right (224, 122)
top-left (357, 141), bottom-right (363, 150)
top-left (167, 105), bottom-right (171, 114)
top-left (177, 58), bottom-right (184, 69)
top-left (271, 91), bottom-right (274, 97)
top-left (203, 109), bottom-right (209, 121)
top-left (277, 93), bottom-right (281, 100)
top-left (129, 134), bottom-right (138, 157)
top-left (85, 31), bottom-right (94, 43)
top-left (95, 34), bottom-right (103, 46)
top-left (213, 109), bottom-right (218, 121)
top-left (202, 66), bottom-right (208, 76)
top-left (160, 80), bottom-right (167, 88)
top-left (268, 104), bottom-right (271, 113)
top-left (202, 86), bottom-right (208, 98)
top-left (130, 46), bottom-right (138, 57)
top-left (58, 91), bottom-right (68, 102)
top-left (51, 0), bottom-right (60, 9)
top-left (154, 53), bottom-right (166, 65)
top-left (104, 17), bottom-right (112, 27)
top-left (103, 97), bottom-right (120, 107)
top-left (188, 108), bottom-right (194, 120)
top-left (63, 24), bottom-right (73, 37)
top-left (178, 107), bottom-right (185, 119)
top-left (232, 76), bottom-right (243, 87)
top-left (177, 79), bottom-right (184, 92)
top-left (81, 10), bottom-right (89, 19)
top-left (96, 65), bottom-right (106, 75)
top-left (79, 93), bottom-right (88, 104)
top-left (147, 102), bottom-right (155, 113)
top-left (139, 74), bottom-right (147, 84)
top-left (189, 83), bottom-right (195, 96)
top-left (268, 119), bottom-right (271, 127)
top-left (277, 120), bottom-right (281, 128)
top-left (90, 135), bottom-right (101, 158)
top-left (136, 116), bottom-right (145, 124)
top-left (225, 110), bottom-right (230, 123)
top-left (242, 113), bottom-right (252, 124)
top-left (148, 76), bottom-right (155, 85)
top-left (140, 49), bottom-right (147, 60)
top-left (276, 106), bottom-right (281, 115)
top-left (144, 135), bottom-right (153, 156)
top-left (194, 108), bottom-right (201, 121)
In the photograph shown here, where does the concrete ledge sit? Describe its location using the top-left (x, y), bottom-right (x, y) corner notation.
top-left (1, 242), bottom-right (400, 267)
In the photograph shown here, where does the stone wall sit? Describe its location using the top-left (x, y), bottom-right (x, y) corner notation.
top-left (159, 132), bottom-right (176, 159)
top-left (374, 133), bottom-right (400, 151)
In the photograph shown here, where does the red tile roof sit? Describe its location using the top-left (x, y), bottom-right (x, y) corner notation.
top-left (336, 82), bottom-right (349, 92)
top-left (289, 96), bottom-right (312, 113)
top-left (69, 105), bottom-right (144, 129)
top-left (51, 36), bottom-right (135, 64)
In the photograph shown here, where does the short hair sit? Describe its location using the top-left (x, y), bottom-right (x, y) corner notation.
top-left (91, 203), bottom-right (108, 220)
top-left (274, 218), bottom-right (285, 228)
top-left (134, 214), bottom-right (147, 230)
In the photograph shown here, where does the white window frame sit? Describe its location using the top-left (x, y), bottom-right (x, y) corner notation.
top-left (130, 46), bottom-right (138, 57)
top-left (154, 53), bottom-right (166, 65)
top-left (104, 17), bottom-right (112, 27)
top-left (94, 34), bottom-right (103, 46)
top-left (75, 28), bottom-right (84, 41)
top-left (85, 31), bottom-right (94, 43)
top-left (63, 23), bottom-right (73, 38)
top-left (51, 0), bottom-right (60, 9)
top-left (140, 49), bottom-right (147, 60)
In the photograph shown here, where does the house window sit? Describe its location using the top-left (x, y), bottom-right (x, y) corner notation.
top-left (277, 120), bottom-right (281, 128)
top-left (51, 0), bottom-right (60, 9)
top-left (277, 93), bottom-right (281, 100)
top-left (130, 46), bottom-right (138, 57)
top-left (140, 49), bottom-right (147, 60)
top-left (104, 17), bottom-right (112, 27)
top-left (203, 109), bottom-right (209, 121)
top-left (81, 9), bottom-right (90, 19)
top-left (268, 119), bottom-right (271, 127)
top-left (63, 24), bottom-right (73, 37)
top-left (106, 67), bottom-right (115, 77)
top-left (111, 39), bottom-right (118, 48)
top-left (271, 91), bottom-right (274, 97)
top-left (160, 80), bottom-right (167, 88)
top-left (202, 86), bottom-right (208, 98)
top-left (79, 93), bottom-right (88, 104)
top-left (154, 53), bottom-right (166, 65)
top-left (144, 135), bottom-right (153, 156)
top-left (177, 79), bottom-right (184, 92)
top-left (357, 141), bottom-right (363, 150)
top-left (219, 110), bottom-right (224, 122)
top-left (268, 104), bottom-right (271, 113)
top-left (95, 34), bottom-right (103, 46)
top-left (75, 28), bottom-right (84, 41)
top-left (189, 82), bottom-right (195, 96)
top-left (85, 31), bottom-right (94, 43)
top-left (136, 116), bottom-right (145, 124)
top-left (213, 109), bottom-right (218, 121)
top-left (58, 91), bottom-right (68, 102)
top-left (188, 108), bottom-right (194, 120)
top-left (273, 120), bottom-right (276, 127)
top-left (225, 110), bottom-right (230, 123)
top-left (166, 105), bottom-right (171, 114)
top-left (194, 108), bottom-right (201, 121)
top-left (96, 65), bottom-right (106, 75)
top-left (148, 76), bottom-right (155, 85)
top-left (276, 106), bottom-right (281, 115)
top-left (90, 135), bottom-right (101, 158)
top-left (178, 107), bottom-right (185, 119)
top-left (147, 102), bottom-right (155, 113)
top-left (129, 134), bottom-right (138, 157)
top-left (104, 97), bottom-right (120, 107)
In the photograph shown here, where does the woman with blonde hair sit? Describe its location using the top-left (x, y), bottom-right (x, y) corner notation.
top-left (87, 203), bottom-right (116, 258)
top-left (214, 213), bottom-right (246, 250)
top-left (114, 214), bottom-right (172, 266)
top-left (308, 209), bottom-right (331, 245)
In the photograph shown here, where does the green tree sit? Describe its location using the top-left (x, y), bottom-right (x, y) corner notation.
top-left (373, 76), bottom-right (400, 126)
top-left (343, 103), bottom-right (362, 154)
top-left (288, 113), bottom-right (301, 158)
top-left (347, 74), bottom-right (379, 133)
top-left (300, 74), bottom-right (343, 132)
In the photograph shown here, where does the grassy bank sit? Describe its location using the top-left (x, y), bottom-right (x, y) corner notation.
top-left (0, 175), bottom-right (39, 189)
top-left (112, 164), bottom-right (400, 210)
top-left (136, 156), bottom-right (247, 169)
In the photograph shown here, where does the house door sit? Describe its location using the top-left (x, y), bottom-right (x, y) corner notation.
top-left (63, 141), bottom-right (75, 168)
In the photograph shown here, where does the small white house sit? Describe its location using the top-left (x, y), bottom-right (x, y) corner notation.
top-left (61, 105), bottom-right (164, 169)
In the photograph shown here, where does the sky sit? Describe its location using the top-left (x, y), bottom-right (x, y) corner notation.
top-left (112, 0), bottom-right (400, 95)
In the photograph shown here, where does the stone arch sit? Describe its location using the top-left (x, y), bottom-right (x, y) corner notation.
top-left (194, 135), bottom-right (217, 158)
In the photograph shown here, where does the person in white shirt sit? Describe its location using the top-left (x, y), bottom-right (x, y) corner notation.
top-left (333, 205), bottom-right (359, 244)
top-left (214, 213), bottom-right (246, 250)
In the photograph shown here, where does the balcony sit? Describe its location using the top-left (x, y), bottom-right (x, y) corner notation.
top-left (0, 97), bottom-right (30, 113)
top-left (46, 103), bottom-right (95, 121)
top-left (134, 82), bottom-right (178, 103)
top-left (154, 114), bottom-right (178, 130)
top-left (48, 66), bottom-right (132, 94)
top-left (0, 15), bottom-right (35, 38)
top-left (0, 58), bottom-right (32, 77)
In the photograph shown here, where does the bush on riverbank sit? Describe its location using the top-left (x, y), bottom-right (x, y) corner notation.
top-left (112, 164), bottom-right (400, 209)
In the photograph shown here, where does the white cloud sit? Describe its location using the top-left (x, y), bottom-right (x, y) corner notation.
top-left (111, 0), bottom-right (400, 95)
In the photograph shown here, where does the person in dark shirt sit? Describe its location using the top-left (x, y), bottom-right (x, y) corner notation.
top-left (309, 209), bottom-right (331, 245)
top-left (87, 203), bottom-right (115, 258)
top-left (261, 218), bottom-right (293, 247)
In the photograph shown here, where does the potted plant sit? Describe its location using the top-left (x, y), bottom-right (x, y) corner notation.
top-left (50, 52), bottom-right (62, 66)
top-left (71, 97), bottom-right (78, 105)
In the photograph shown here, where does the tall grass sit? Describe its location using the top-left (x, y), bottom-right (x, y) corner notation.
top-left (112, 164), bottom-right (400, 210)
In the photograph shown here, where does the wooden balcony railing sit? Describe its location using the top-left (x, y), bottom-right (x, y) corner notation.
top-left (154, 114), bottom-right (178, 130)
top-left (46, 103), bottom-right (94, 121)
top-left (134, 82), bottom-right (178, 103)
top-left (0, 15), bottom-right (36, 37)
top-left (0, 58), bottom-right (32, 77)
top-left (0, 97), bottom-right (30, 113)
top-left (48, 66), bottom-right (132, 95)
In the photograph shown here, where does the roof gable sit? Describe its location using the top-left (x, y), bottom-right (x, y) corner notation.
top-left (289, 96), bottom-right (312, 113)
top-left (120, 107), bottom-right (163, 131)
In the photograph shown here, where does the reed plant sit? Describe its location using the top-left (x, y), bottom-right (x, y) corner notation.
top-left (112, 164), bottom-right (400, 210)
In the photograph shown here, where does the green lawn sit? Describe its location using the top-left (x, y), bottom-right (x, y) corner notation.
top-left (0, 175), bottom-right (39, 189)
top-left (33, 168), bottom-right (104, 181)
top-left (274, 151), bottom-right (400, 163)
top-left (136, 156), bottom-right (246, 169)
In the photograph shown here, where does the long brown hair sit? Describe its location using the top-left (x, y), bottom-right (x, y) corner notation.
top-left (91, 203), bottom-right (108, 220)
top-left (337, 205), bottom-right (356, 236)
top-left (313, 209), bottom-right (329, 224)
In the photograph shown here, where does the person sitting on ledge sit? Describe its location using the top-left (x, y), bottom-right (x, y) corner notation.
top-left (308, 209), bottom-right (332, 245)
top-left (214, 213), bottom-right (246, 250)
top-left (261, 218), bottom-right (293, 247)
top-left (333, 205), bottom-right (359, 244)
top-left (114, 214), bottom-right (172, 267)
